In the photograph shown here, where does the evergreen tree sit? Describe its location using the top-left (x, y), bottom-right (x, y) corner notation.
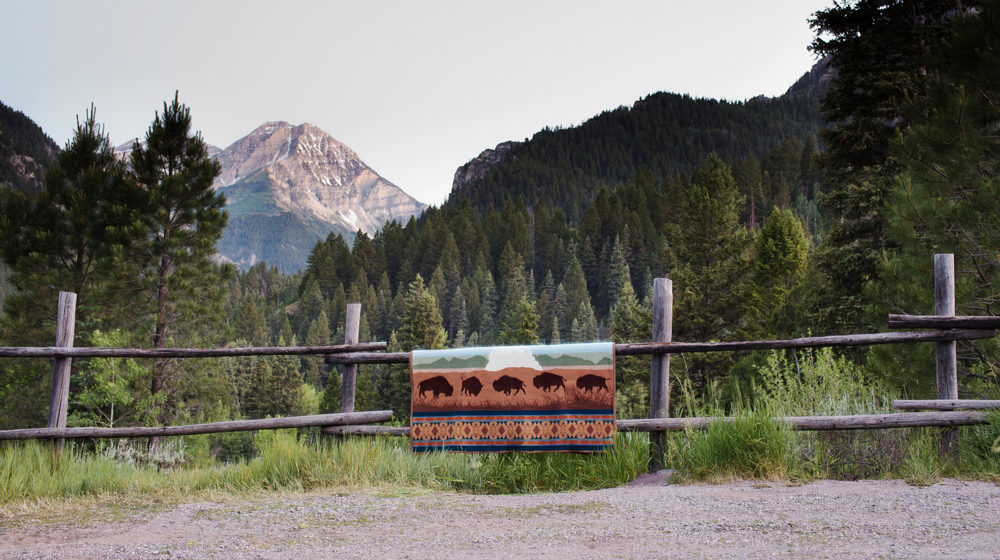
top-left (751, 208), bottom-right (809, 328)
top-left (234, 294), bottom-right (268, 346)
top-left (242, 357), bottom-right (274, 419)
top-left (0, 108), bottom-right (138, 427)
top-left (870, 4), bottom-right (1000, 395)
top-left (270, 351), bottom-right (304, 417)
top-left (318, 369), bottom-right (342, 414)
top-left (499, 293), bottom-right (539, 345)
top-left (664, 155), bottom-right (753, 391)
top-left (304, 309), bottom-right (331, 388)
top-left (607, 235), bottom-right (632, 310)
top-left (809, 0), bottom-right (959, 334)
top-left (388, 277), bottom-right (447, 421)
top-left (561, 256), bottom-right (590, 326)
top-left (119, 93), bottom-right (231, 421)
top-left (552, 283), bottom-right (569, 335)
top-left (577, 300), bottom-right (599, 342)
top-left (399, 275), bottom-right (448, 351)
top-left (611, 280), bottom-right (652, 419)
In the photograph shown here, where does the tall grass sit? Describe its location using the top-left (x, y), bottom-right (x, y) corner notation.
top-left (665, 406), bottom-right (804, 481)
top-left (0, 430), bottom-right (648, 502)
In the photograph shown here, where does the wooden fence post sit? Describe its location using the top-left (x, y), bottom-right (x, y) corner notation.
top-left (340, 303), bottom-right (362, 413)
top-left (47, 291), bottom-right (77, 458)
top-left (935, 254), bottom-right (959, 458)
top-left (649, 278), bottom-right (672, 471)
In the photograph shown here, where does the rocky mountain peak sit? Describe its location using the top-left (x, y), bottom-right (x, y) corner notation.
top-left (212, 121), bottom-right (426, 235)
top-left (451, 141), bottom-right (519, 193)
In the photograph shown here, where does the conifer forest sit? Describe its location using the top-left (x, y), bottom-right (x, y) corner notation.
top-left (2, 0), bottom-right (1000, 445)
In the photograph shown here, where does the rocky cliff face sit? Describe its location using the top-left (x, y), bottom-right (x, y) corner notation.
top-left (451, 141), bottom-right (518, 193)
top-left (214, 122), bottom-right (426, 234)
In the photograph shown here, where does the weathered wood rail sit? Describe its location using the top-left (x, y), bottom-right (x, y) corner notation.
top-left (0, 341), bottom-right (386, 359)
top-left (324, 330), bottom-right (996, 365)
top-left (323, 410), bottom-right (989, 436)
top-left (0, 411), bottom-right (392, 440)
top-left (894, 400), bottom-right (1000, 411)
top-left (888, 315), bottom-right (1000, 330)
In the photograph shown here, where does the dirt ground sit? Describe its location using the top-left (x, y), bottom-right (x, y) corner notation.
top-left (2, 476), bottom-right (999, 559)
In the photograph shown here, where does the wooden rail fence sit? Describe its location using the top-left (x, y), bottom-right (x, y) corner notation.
top-left (0, 254), bottom-right (996, 470)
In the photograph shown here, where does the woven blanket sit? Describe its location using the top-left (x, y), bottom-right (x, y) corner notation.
top-left (410, 342), bottom-right (615, 453)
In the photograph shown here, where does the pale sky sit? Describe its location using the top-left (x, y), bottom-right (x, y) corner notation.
top-left (2, 1), bottom-right (831, 206)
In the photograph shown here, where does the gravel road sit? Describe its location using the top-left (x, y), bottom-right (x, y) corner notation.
top-left (2, 477), bottom-right (999, 559)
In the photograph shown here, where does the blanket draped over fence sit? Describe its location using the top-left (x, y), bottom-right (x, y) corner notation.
top-left (410, 342), bottom-right (616, 453)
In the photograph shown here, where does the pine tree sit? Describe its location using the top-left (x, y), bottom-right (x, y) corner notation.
top-left (270, 352), bottom-right (303, 417)
top-left (120, 93), bottom-right (231, 420)
top-left (242, 357), bottom-right (274, 419)
top-left (751, 208), bottom-right (809, 328)
top-left (611, 281), bottom-right (652, 419)
top-left (304, 310), bottom-right (331, 389)
top-left (499, 293), bottom-right (539, 345)
top-left (387, 278), bottom-right (447, 421)
top-left (234, 294), bottom-right (268, 346)
top-left (561, 256), bottom-right (590, 327)
top-left (664, 155), bottom-right (753, 391)
top-left (809, 0), bottom-right (958, 334)
top-left (607, 235), bottom-right (632, 310)
top-left (870, 4), bottom-right (1000, 395)
top-left (577, 300), bottom-right (599, 342)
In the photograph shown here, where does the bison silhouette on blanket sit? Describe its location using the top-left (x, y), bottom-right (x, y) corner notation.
top-left (576, 374), bottom-right (610, 394)
top-left (461, 376), bottom-right (484, 397)
top-left (492, 375), bottom-right (526, 396)
top-left (532, 371), bottom-right (566, 393)
top-left (418, 376), bottom-right (453, 399)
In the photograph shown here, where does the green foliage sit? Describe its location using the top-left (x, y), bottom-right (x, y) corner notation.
top-left (666, 407), bottom-right (803, 481)
top-left (611, 281), bottom-right (652, 419)
top-left (756, 348), bottom-right (890, 417)
top-left (809, 0), bottom-right (960, 334)
top-left (498, 297), bottom-right (539, 345)
top-left (318, 370), bottom-right (342, 414)
top-left (70, 330), bottom-right (155, 428)
top-left (107, 93), bottom-right (233, 423)
top-left (665, 155), bottom-right (753, 391)
top-left (0, 106), bottom-right (136, 346)
top-left (751, 208), bottom-right (809, 324)
top-left (870, 4), bottom-right (1000, 395)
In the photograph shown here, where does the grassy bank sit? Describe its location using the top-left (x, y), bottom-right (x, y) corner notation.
top-left (3, 414), bottom-right (1000, 505)
top-left (0, 430), bottom-right (649, 503)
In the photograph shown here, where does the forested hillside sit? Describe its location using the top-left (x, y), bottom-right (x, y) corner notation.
top-left (0, 100), bottom-right (59, 195)
top-left (448, 63), bottom-right (829, 222)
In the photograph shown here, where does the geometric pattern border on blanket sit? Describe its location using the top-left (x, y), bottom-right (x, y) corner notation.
top-left (410, 342), bottom-right (615, 453)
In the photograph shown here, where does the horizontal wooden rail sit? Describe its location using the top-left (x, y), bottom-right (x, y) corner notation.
top-left (894, 399), bottom-right (1000, 411)
top-left (615, 330), bottom-right (995, 355)
top-left (0, 342), bottom-right (387, 359)
top-left (888, 314), bottom-right (1000, 330)
top-left (325, 330), bottom-right (995, 365)
top-left (618, 411), bottom-right (987, 431)
top-left (327, 351), bottom-right (409, 365)
top-left (0, 410), bottom-right (392, 440)
top-left (324, 411), bottom-right (987, 437)
top-left (322, 425), bottom-right (411, 436)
